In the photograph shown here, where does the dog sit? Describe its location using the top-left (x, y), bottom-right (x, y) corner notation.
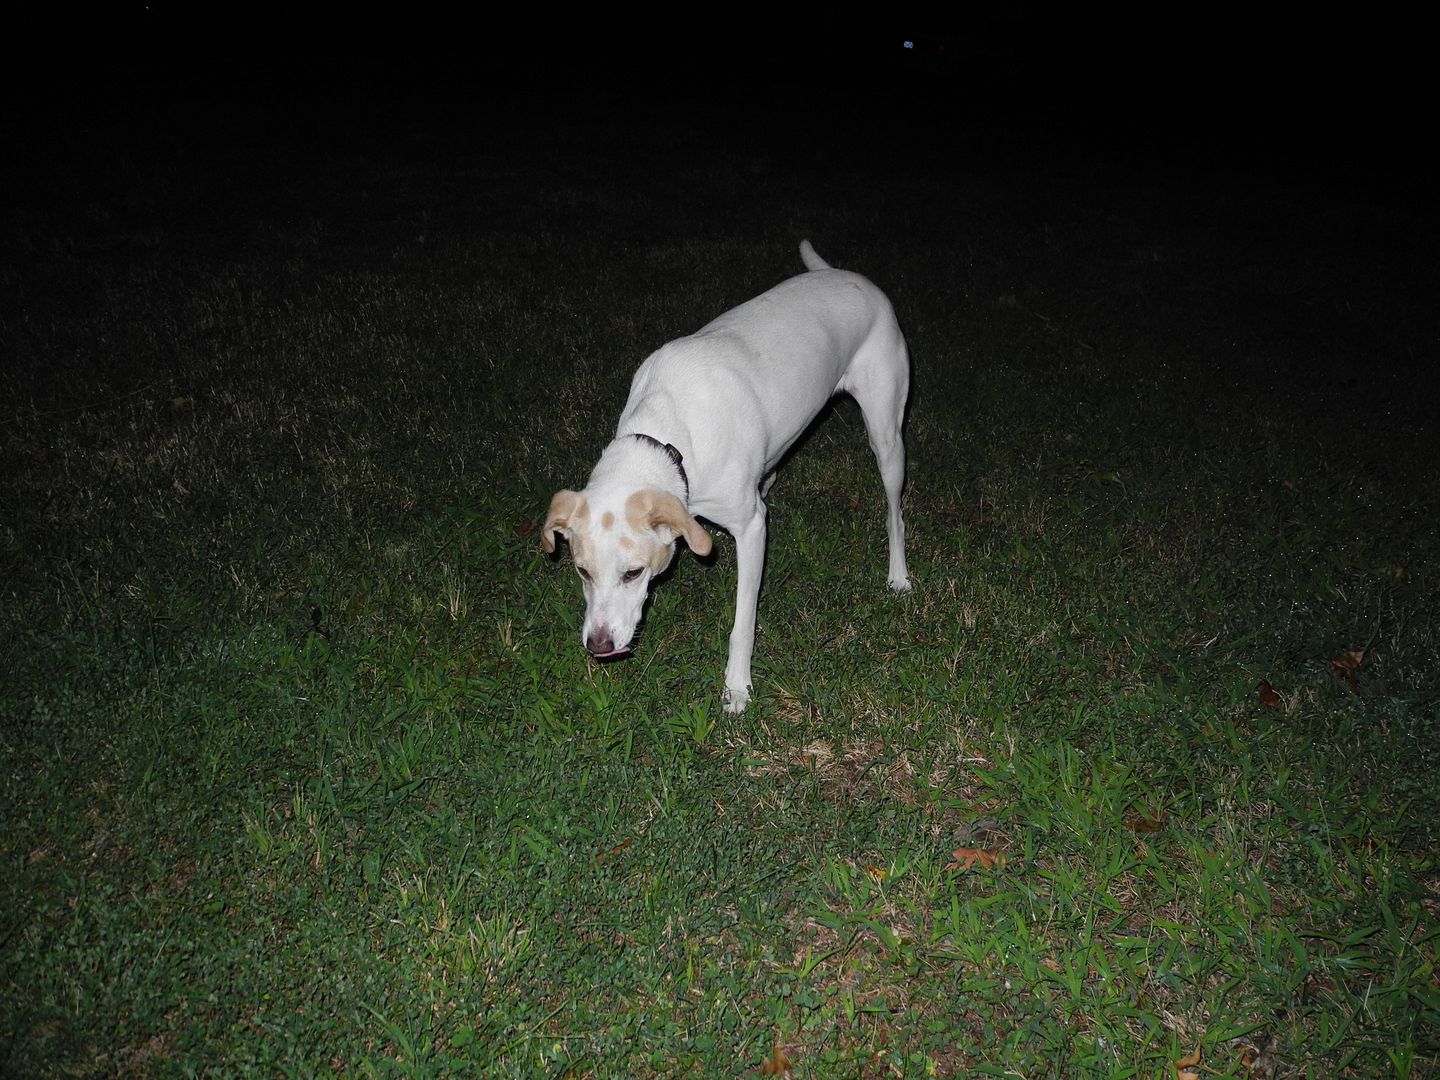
top-left (542, 240), bottom-right (910, 713)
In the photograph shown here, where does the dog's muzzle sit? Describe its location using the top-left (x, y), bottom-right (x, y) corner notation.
top-left (585, 629), bottom-right (631, 659)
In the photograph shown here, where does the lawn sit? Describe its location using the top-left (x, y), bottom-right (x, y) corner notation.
top-left (3, 89), bottom-right (1437, 1077)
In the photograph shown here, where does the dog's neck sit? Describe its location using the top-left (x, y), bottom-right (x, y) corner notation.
top-left (626, 433), bottom-right (689, 501)
top-left (591, 432), bottom-right (690, 504)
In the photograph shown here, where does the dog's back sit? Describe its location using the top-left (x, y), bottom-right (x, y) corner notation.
top-left (622, 247), bottom-right (901, 482)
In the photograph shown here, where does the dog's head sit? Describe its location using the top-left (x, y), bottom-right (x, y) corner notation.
top-left (542, 485), bottom-right (712, 658)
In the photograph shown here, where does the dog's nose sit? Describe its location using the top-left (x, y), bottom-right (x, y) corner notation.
top-left (585, 628), bottom-right (632, 659)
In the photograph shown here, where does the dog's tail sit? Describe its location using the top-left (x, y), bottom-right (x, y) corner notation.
top-left (799, 239), bottom-right (831, 272)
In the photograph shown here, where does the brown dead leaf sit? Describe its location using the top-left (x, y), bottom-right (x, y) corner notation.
top-left (1175, 1046), bottom-right (1202, 1080)
top-left (865, 864), bottom-right (887, 883)
top-left (1301, 972), bottom-right (1335, 1001)
top-left (1126, 812), bottom-right (1165, 834)
top-left (759, 1045), bottom-right (793, 1075)
top-left (1329, 648), bottom-right (1365, 692)
top-left (1237, 1031), bottom-right (1278, 1078)
top-left (948, 846), bottom-right (1005, 870)
top-left (1256, 680), bottom-right (1281, 707)
top-left (593, 837), bottom-right (632, 862)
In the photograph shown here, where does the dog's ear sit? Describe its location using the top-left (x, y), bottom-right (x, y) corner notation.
top-left (646, 492), bottom-right (713, 556)
top-left (541, 490), bottom-right (584, 553)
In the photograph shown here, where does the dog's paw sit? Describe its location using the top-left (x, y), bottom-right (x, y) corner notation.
top-left (889, 577), bottom-right (912, 594)
top-left (721, 685), bottom-right (751, 714)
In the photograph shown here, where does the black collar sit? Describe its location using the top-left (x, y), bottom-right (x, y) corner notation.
top-left (630, 433), bottom-right (689, 502)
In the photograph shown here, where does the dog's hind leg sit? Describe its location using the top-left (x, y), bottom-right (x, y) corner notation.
top-left (844, 330), bottom-right (911, 593)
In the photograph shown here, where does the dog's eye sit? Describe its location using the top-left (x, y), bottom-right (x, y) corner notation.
top-left (622, 568), bottom-right (645, 583)
top-left (576, 567), bottom-right (592, 583)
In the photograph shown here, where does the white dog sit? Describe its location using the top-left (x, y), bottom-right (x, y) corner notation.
top-left (542, 241), bottom-right (910, 713)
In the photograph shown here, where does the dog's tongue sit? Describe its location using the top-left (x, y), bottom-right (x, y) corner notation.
top-left (592, 646), bottom-right (632, 659)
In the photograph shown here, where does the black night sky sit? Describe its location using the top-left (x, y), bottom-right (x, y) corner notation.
top-left (8, 11), bottom-right (1436, 418)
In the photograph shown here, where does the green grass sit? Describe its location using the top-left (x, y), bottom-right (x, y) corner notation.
top-left (3, 104), bottom-right (1438, 1077)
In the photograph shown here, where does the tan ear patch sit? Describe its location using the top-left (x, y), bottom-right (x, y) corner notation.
top-left (541, 491), bottom-right (587, 553)
top-left (626, 489), bottom-right (713, 556)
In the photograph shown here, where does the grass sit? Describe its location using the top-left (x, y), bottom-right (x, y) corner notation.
top-left (3, 92), bottom-right (1438, 1077)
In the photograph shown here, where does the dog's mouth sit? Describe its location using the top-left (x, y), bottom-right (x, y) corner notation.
top-left (585, 619), bottom-right (642, 661)
top-left (588, 646), bottom-right (632, 660)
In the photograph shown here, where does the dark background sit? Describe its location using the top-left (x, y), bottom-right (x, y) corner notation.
top-left (7, 9), bottom-right (1434, 181)
top-left (6, 8), bottom-right (1437, 424)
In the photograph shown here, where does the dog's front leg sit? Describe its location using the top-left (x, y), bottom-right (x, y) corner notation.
top-left (721, 505), bottom-right (767, 713)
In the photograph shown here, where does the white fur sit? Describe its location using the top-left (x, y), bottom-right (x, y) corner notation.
top-left (543, 240), bottom-right (910, 713)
